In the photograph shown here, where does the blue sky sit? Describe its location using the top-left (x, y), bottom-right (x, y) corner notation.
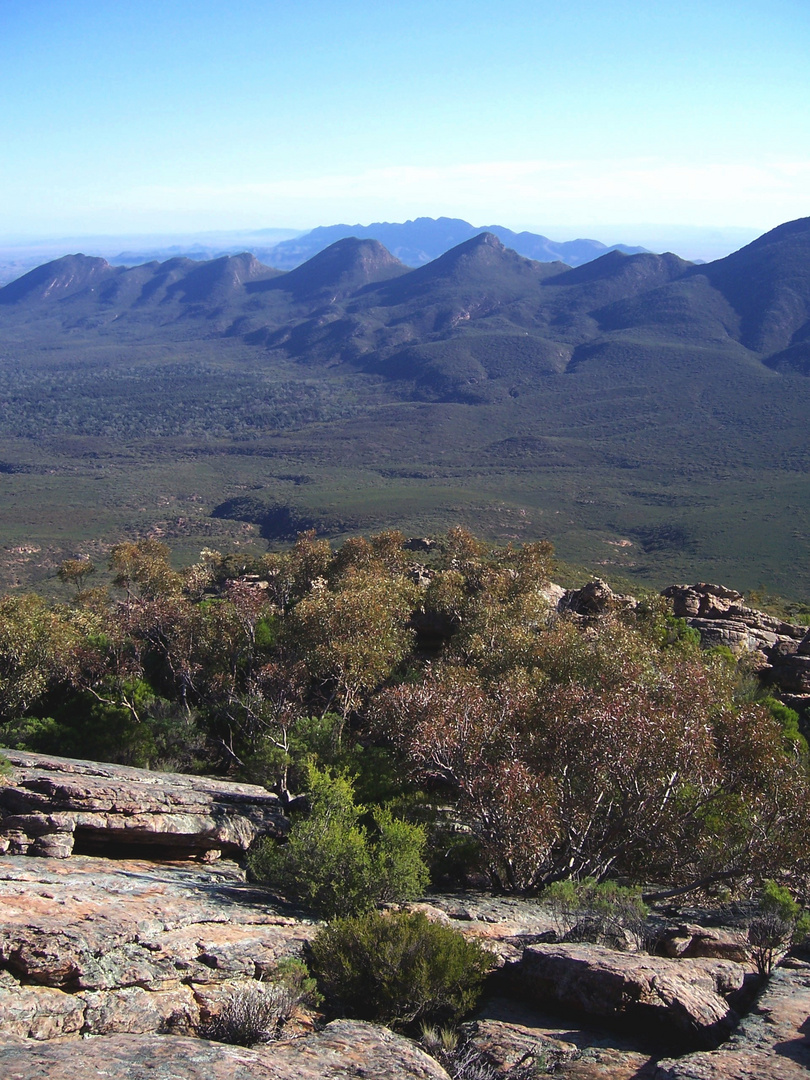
top-left (1, 0), bottom-right (808, 250)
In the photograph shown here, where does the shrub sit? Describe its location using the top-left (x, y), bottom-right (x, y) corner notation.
top-left (748, 879), bottom-right (808, 977)
top-left (200, 959), bottom-right (321, 1045)
top-left (200, 983), bottom-right (290, 1046)
top-left (308, 909), bottom-right (495, 1027)
top-left (543, 878), bottom-right (650, 951)
top-left (248, 766), bottom-right (428, 917)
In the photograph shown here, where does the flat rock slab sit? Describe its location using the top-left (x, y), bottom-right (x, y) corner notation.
top-left (0, 749), bottom-right (288, 858)
top-left (0, 1021), bottom-right (452, 1079)
top-left (655, 957), bottom-right (810, 1079)
top-left (512, 943), bottom-right (742, 1048)
top-left (0, 854), bottom-right (319, 1038)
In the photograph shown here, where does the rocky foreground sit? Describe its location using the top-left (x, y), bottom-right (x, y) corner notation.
top-left (0, 845), bottom-right (808, 1077)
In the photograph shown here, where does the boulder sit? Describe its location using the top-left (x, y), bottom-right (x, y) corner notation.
top-left (460, 1017), bottom-right (578, 1073)
top-left (0, 750), bottom-right (288, 859)
top-left (660, 926), bottom-right (750, 965)
top-left (509, 943), bottom-right (742, 1048)
top-left (654, 957), bottom-right (810, 1079)
top-left (0, 1021), bottom-right (452, 1079)
top-left (561, 580), bottom-right (636, 618)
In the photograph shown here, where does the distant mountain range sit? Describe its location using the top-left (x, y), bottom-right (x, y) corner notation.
top-left (261, 216), bottom-right (649, 270)
top-left (3, 218), bottom-right (807, 382)
top-left (0, 216), bottom-right (809, 596)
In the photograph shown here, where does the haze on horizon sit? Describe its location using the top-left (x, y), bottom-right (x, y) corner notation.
top-left (1, 0), bottom-right (808, 263)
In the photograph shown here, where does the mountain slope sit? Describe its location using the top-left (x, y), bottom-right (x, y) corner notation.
top-left (254, 237), bottom-right (409, 302)
top-left (0, 254), bottom-right (120, 304)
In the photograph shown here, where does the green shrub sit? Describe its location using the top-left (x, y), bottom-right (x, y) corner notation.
top-left (308, 909), bottom-right (495, 1027)
top-left (748, 880), bottom-right (809, 977)
top-left (543, 877), bottom-right (650, 951)
top-left (761, 697), bottom-right (808, 757)
top-left (248, 766), bottom-right (428, 917)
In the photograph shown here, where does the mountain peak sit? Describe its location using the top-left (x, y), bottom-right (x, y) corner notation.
top-left (0, 253), bottom-right (116, 304)
top-left (274, 236), bottom-right (409, 300)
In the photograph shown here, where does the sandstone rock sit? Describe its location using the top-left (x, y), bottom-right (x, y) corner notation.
top-left (561, 580), bottom-right (636, 618)
top-left (0, 1021), bottom-right (452, 1079)
top-left (660, 926), bottom-right (750, 965)
top-left (662, 585), bottom-right (745, 621)
top-left (685, 618), bottom-right (750, 654)
top-left (510, 943), bottom-right (741, 1048)
top-left (660, 585), bottom-right (810, 711)
top-left (0, 750), bottom-right (288, 859)
top-left (0, 979), bottom-right (86, 1040)
top-left (768, 654), bottom-right (810, 693)
top-left (654, 957), bottom-right (810, 1078)
top-left (461, 1017), bottom-right (578, 1073)
top-left (0, 854), bottom-right (319, 1038)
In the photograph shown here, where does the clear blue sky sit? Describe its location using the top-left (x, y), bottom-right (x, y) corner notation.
top-left (1, 0), bottom-right (808, 245)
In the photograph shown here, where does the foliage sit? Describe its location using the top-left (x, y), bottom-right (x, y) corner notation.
top-left (748, 880), bottom-right (810, 977)
top-left (3, 528), bottom-right (810, 900)
top-left (543, 878), bottom-right (650, 951)
top-left (248, 766), bottom-right (428, 917)
top-left (308, 909), bottom-right (495, 1027)
top-left (761, 696), bottom-right (808, 758)
top-left (373, 613), bottom-right (810, 891)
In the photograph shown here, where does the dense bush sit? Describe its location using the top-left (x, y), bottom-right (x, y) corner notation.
top-left (248, 766), bottom-right (429, 917)
top-left (2, 530), bottom-right (810, 901)
top-left (308, 909), bottom-right (495, 1027)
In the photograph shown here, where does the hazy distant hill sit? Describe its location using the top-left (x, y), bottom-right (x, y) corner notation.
top-left (267, 216), bottom-right (648, 269)
top-left (0, 217), bottom-right (809, 597)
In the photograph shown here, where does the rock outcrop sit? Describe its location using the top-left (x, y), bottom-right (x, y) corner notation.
top-left (655, 957), bottom-right (810, 1078)
top-left (561, 578), bottom-right (636, 618)
top-left (0, 854), bottom-right (318, 1039)
top-left (554, 579), bottom-right (810, 716)
top-left (507, 943), bottom-right (744, 1048)
top-left (0, 750), bottom-right (288, 859)
top-left (0, 1020), bottom-right (452, 1079)
top-left (661, 583), bottom-right (810, 713)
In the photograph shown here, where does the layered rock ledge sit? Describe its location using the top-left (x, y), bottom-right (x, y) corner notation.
top-left (655, 957), bottom-right (810, 1079)
top-left (506, 943), bottom-right (745, 1049)
top-left (0, 1019), bottom-right (452, 1080)
top-left (0, 854), bottom-right (319, 1039)
top-left (0, 750), bottom-right (288, 859)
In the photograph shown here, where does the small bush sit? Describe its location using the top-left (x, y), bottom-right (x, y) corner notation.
top-left (308, 909), bottom-right (495, 1027)
top-left (200, 959), bottom-right (320, 1045)
top-left (748, 914), bottom-right (792, 978)
top-left (748, 880), bottom-right (809, 977)
top-left (200, 983), bottom-right (289, 1046)
top-left (543, 877), bottom-right (650, 951)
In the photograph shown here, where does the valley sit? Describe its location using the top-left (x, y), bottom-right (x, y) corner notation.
top-left (0, 219), bottom-right (808, 597)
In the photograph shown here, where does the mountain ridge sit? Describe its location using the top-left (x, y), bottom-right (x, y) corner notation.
top-left (266, 215), bottom-right (649, 270)
top-left (1, 216), bottom-right (809, 596)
